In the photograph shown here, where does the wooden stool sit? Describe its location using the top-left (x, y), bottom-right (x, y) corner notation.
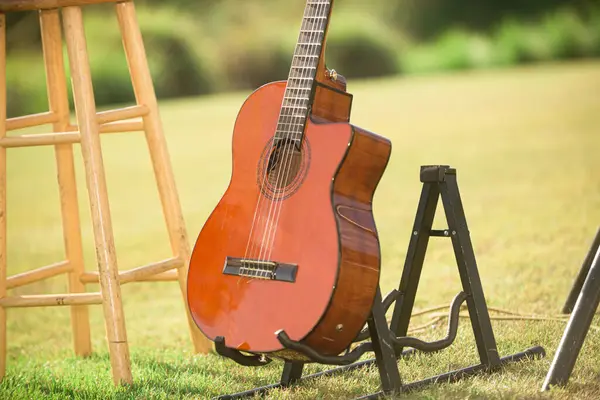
top-left (0, 0), bottom-right (212, 385)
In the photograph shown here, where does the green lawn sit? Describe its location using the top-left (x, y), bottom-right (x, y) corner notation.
top-left (2, 60), bottom-right (600, 399)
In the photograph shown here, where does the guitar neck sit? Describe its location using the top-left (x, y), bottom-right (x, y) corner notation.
top-left (275, 0), bottom-right (333, 144)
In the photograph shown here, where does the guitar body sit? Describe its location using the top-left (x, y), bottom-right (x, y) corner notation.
top-left (187, 0), bottom-right (392, 361)
top-left (187, 81), bottom-right (391, 360)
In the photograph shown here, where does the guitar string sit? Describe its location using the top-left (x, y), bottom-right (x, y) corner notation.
top-left (242, 0), bottom-right (321, 271)
top-left (253, 0), bottom-right (324, 273)
top-left (259, 0), bottom-right (330, 270)
top-left (244, 0), bottom-right (327, 278)
top-left (261, 0), bottom-right (329, 268)
top-left (254, 0), bottom-right (326, 273)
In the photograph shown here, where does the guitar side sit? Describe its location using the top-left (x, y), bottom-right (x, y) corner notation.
top-left (288, 121), bottom-right (392, 358)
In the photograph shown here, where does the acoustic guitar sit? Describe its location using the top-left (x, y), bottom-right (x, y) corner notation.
top-left (187, 0), bottom-right (391, 361)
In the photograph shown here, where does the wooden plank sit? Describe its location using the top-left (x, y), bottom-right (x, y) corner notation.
top-left (80, 260), bottom-right (182, 284)
top-left (99, 120), bottom-right (143, 133)
top-left (6, 112), bottom-right (57, 131)
top-left (0, 293), bottom-right (103, 308)
top-left (96, 105), bottom-right (148, 125)
top-left (0, 132), bottom-right (80, 147)
top-left (119, 257), bottom-right (182, 283)
top-left (6, 261), bottom-right (71, 289)
top-left (0, 121), bottom-right (144, 148)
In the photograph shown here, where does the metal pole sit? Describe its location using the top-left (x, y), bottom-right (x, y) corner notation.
top-left (542, 243), bottom-right (600, 390)
top-left (562, 227), bottom-right (600, 313)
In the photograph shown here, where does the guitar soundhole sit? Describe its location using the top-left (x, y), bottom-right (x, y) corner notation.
top-left (257, 138), bottom-right (311, 201)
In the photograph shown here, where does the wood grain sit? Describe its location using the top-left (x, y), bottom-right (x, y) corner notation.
top-left (312, 82), bottom-right (352, 123)
top-left (300, 125), bottom-right (391, 356)
top-left (62, 5), bottom-right (132, 385)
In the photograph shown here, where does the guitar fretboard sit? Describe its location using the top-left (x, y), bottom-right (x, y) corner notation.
top-left (275, 0), bottom-right (332, 144)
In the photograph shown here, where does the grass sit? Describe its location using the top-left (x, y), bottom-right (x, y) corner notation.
top-left (2, 59), bottom-right (600, 399)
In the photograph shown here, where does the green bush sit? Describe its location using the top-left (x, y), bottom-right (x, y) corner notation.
top-left (219, 29), bottom-right (297, 91)
top-left (491, 7), bottom-right (600, 65)
top-left (133, 7), bottom-right (221, 97)
top-left (540, 8), bottom-right (598, 59)
top-left (6, 53), bottom-right (48, 118)
top-left (401, 5), bottom-right (600, 75)
top-left (325, 11), bottom-right (403, 78)
top-left (402, 29), bottom-right (495, 74)
top-left (493, 19), bottom-right (550, 64)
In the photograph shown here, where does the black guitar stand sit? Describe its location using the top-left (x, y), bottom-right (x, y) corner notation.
top-left (214, 165), bottom-right (546, 399)
top-left (541, 227), bottom-right (600, 391)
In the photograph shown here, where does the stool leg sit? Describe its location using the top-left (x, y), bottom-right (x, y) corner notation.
top-left (115, 0), bottom-right (212, 354)
top-left (62, 6), bottom-right (132, 385)
top-left (0, 13), bottom-right (7, 380)
top-left (40, 9), bottom-right (92, 358)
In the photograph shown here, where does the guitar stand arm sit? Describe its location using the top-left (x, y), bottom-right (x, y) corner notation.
top-left (353, 289), bottom-right (401, 343)
top-left (214, 336), bottom-right (273, 367)
top-left (391, 291), bottom-right (468, 353)
top-left (276, 330), bottom-right (373, 365)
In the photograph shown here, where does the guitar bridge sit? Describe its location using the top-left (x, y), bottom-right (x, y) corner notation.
top-left (223, 257), bottom-right (298, 283)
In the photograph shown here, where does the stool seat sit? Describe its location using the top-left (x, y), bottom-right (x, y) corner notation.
top-left (0, 0), bottom-right (118, 13)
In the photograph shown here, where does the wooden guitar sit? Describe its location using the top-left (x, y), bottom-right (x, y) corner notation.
top-left (187, 0), bottom-right (391, 361)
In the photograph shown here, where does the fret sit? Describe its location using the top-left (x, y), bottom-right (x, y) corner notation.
top-left (279, 114), bottom-right (306, 119)
top-left (278, 114), bottom-right (306, 121)
top-left (282, 100), bottom-right (309, 108)
top-left (299, 31), bottom-right (323, 39)
top-left (302, 21), bottom-right (326, 30)
top-left (277, 123), bottom-right (305, 129)
top-left (274, 134), bottom-right (302, 141)
top-left (277, 130), bottom-right (301, 135)
top-left (284, 94), bottom-right (310, 100)
top-left (271, 0), bottom-right (331, 143)
top-left (284, 96), bottom-right (310, 101)
top-left (275, 130), bottom-right (303, 138)
top-left (279, 110), bottom-right (306, 116)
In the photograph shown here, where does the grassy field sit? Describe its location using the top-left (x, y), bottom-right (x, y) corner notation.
top-left (1, 59), bottom-right (600, 399)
